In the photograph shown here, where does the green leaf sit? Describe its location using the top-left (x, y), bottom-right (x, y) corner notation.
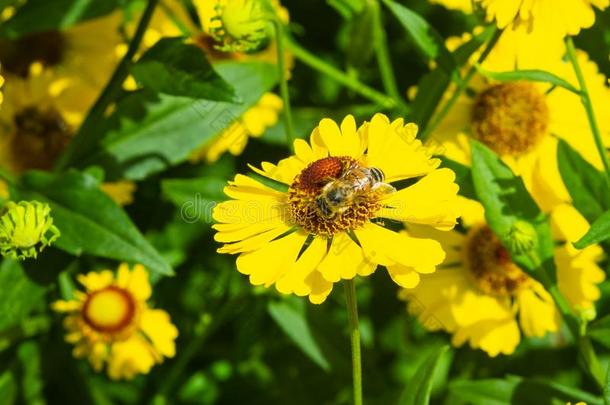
top-left (345, 2), bottom-right (375, 68)
top-left (450, 377), bottom-right (603, 405)
top-left (267, 299), bottom-right (331, 371)
top-left (381, 0), bottom-right (456, 75)
top-left (413, 26), bottom-right (493, 130)
top-left (475, 65), bottom-right (581, 95)
top-left (11, 170), bottom-right (173, 277)
top-left (18, 341), bottom-right (45, 404)
top-left (587, 314), bottom-right (610, 349)
top-left (131, 37), bottom-right (238, 102)
top-left (161, 177), bottom-right (227, 223)
top-left (557, 139), bottom-right (610, 224)
top-left (0, 0), bottom-right (120, 38)
top-left (470, 140), bottom-right (555, 278)
top-left (399, 345), bottom-right (449, 405)
top-left (604, 361), bottom-right (610, 405)
top-left (0, 260), bottom-right (46, 332)
top-left (77, 61), bottom-right (277, 180)
top-left (574, 210), bottom-right (610, 248)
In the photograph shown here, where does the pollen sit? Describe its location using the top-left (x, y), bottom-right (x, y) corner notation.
top-left (465, 225), bottom-right (531, 296)
top-left (82, 286), bottom-right (137, 335)
top-left (288, 157), bottom-right (382, 236)
top-left (471, 82), bottom-right (549, 156)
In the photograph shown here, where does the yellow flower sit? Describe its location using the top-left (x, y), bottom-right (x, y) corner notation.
top-left (0, 13), bottom-right (122, 125)
top-left (189, 93), bottom-right (283, 163)
top-left (0, 200), bottom-right (60, 260)
top-left (400, 198), bottom-right (604, 356)
top-left (430, 36), bottom-right (610, 211)
top-left (429, 0), bottom-right (472, 12)
top-left (0, 72), bottom-right (4, 106)
top-left (52, 264), bottom-right (178, 380)
top-left (213, 114), bottom-right (461, 303)
top-left (477, 0), bottom-right (608, 36)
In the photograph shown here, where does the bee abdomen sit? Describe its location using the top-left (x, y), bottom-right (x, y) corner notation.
top-left (369, 167), bottom-right (384, 183)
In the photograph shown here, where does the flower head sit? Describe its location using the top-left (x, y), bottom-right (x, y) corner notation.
top-left (209, 0), bottom-right (274, 53)
top-left (400, 198), bottom-right (604, 356)
top-left (504, 220), bottom-right (537, 255)
top-left (431, 34), bottom-right (610, 212)
top-left (52, 264), bottom-right (178, 380)
top-left (213, 114), bottom-right (460, 303)
top-left (0, 200), bottom-right (60, 260)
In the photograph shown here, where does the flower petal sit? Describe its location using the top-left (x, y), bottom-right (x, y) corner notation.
top-left (317, 233), bottom-right (377, 282)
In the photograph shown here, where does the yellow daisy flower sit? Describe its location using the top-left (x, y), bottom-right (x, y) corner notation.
top-left (0, 67), bottom-right (136, 206)
top-left (476, 0), bottom-right (608, 36)
top-left (213, 114), bottom-right (461, 303)
top-left (0, 13), bottom-right (122, 124)
top-left (139, 0), bottom-right (292, 163)
top-left (431, 37), bottom-right (610, 211)
top-left (400, 198), bottom-right (604, 356)
top-left (429, 0), bottom-right (472, 12)
top-left (52, 264), bottom-right (178, 380)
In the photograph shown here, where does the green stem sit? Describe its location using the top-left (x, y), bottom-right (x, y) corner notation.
top-left (370, 0), bottom-right (401, 101)
top-left (344, 279), bottom-right (363, 405)
top-left (565, 36), bottom-right (610, 189)
top-left (54, 0), bottom-right (159, 170)
top-left (527, 251), bottom-right (604, 390)
top-left (422, 27), bottom-right (502, 139)
top-left (285, 38), bottom-right (400, 111)
top-left (273, 19), bottom-right (295, 151)
top-left (152, 297), bottom-right (245, 403)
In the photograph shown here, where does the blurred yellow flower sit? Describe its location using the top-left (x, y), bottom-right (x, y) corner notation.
top-left (100, 181), bottom-right (137, 207)
top-left (477, 0), bottom-right (608, 36)
top-left (52, 264), bottom-right (178, 380)
top-left (400, 198), bottom-right (604, 356)
top-left (0, 73), bottom-right (4, 106)
top-left (0, 200), bottom-right (60, 260)
top-left (213, 114), bottom-right (460, 303)
top-left (0, 13), bottom-right (122, 124)
top-left (0, 66), bottom-right (136, 206)
top-left (139, 0), bottom-right (292, 163)
top-left (430, 38), bottom-right (610, 211)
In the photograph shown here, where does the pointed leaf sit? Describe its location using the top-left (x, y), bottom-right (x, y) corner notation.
top-left (399, 345), bottom-right (449, 405)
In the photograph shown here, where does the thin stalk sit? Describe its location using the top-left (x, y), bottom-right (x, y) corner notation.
top-left (422, 27), bottom-right (502, 139)
top-left (55, 0), bottom-right (159, 170)
top-left (272, 19), bottom-right (295, 151)
top-left (285, 38), bottom-right (401, 111)
top-left (370, 0), bottom-right (401, 101)
top-left (565, 36), bottom-right (610, 189)
top-left (344, 279), bottom-right (363, 405)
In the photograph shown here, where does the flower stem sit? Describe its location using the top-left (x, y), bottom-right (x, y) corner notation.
top-left (285, 38), bottom-right (401, 111)
top-left (565, 36), bottom-right (610, 189)
top-left (55, 0), bottom-right (159, 170)
top-left (272, 19), bottom-right (295, 151)
top-left (370, 0), bottom-right (401, 101)
top-left (422, 26), bottom-right (502, 139)
top-left (344, 279), bottom-right (363, 405)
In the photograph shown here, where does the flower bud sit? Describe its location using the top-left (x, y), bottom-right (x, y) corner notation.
top-left (0, 200), bottom-right (60, 260)
top-left (504, 220), bottom-right (537, 255)
top-left (210, 0), bottom-right (274, 53)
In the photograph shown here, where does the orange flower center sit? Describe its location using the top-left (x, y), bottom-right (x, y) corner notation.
top-left (11, 106), bottom-right (71, 172)
top-left (82, 286), bottom-right (137, 334)
top-left (471, 82), bottom-right (549, 156)
top-left (0, 31), bottom-right (65, 77)
top-left (288, 156), bottom-right (385, 236)
top-left (465, 225), bottom-right (531, 296)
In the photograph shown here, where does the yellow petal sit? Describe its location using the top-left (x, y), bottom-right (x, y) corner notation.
top-left (517, 285), bottom-right (560, 337)
top-left (276, 236), bottom-right (327, 296)
top-left (380, 168), bottom-right (460, 230)
top-left (317, 233), bottom-right (377, 282)
top-left (140, 308), bottom-right (179, 358)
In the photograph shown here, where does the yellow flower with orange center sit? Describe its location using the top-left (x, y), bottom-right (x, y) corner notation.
top-left (400, 198), bottom-right (604, 356)
top-left (213, 114), bottom-right (461, 303)
top-left (52, 264), bottom-right (178, 380)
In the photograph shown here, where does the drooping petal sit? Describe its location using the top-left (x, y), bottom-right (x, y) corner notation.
top-left (517, 285), bottom-right (560, 337)
top-left (317, 233), bottom-right (377, 282)
top-left (379, 168), bottom-right (460, 230)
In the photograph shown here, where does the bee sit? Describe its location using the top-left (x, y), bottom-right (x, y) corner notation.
top-left (315, 163), bottom-right (395, 218)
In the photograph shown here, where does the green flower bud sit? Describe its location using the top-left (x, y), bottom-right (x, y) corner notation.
top-left (504, 220), bottom-right (537, 255)
top-left (0, 200), bottom-right (60, 260)
top-left (211, 0), bottom-right (274, 53)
